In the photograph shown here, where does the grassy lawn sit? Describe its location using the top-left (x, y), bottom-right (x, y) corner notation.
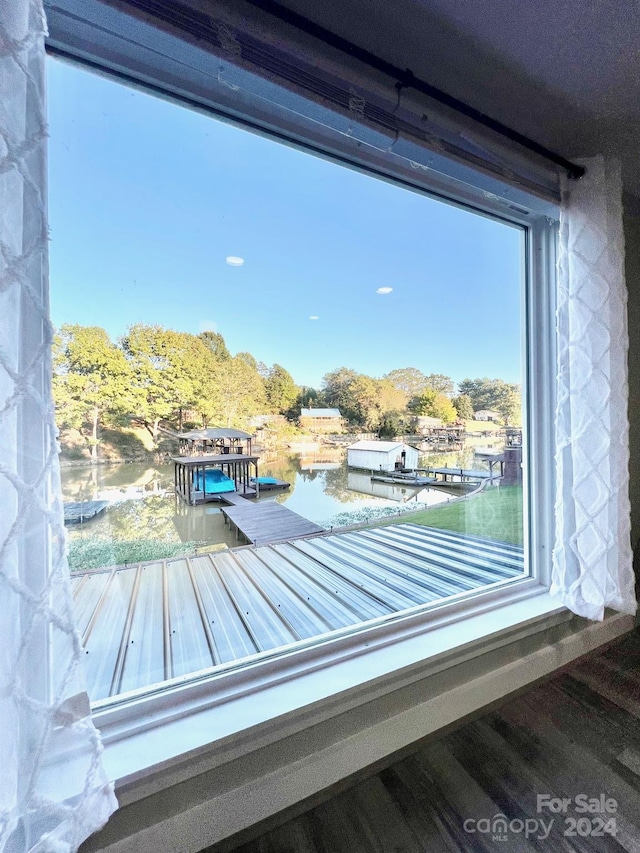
top-left (68, 537), bottom-right (206, 571)
top-left (380, 484), bottom-right (523, 546)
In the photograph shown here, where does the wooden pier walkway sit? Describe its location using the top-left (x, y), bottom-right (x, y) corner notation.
top-left (371, 473), bottom-right (434, 486)
top-left (221, 501), bottom-right (325, 545)
top-left (218, 491), bottom-right (253, 507)
top-left (63, 500), bottom-right (108, 525)
top-left (429, 467), bottom-right (497, 483)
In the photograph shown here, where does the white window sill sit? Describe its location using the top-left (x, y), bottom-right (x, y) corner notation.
top-left (62, 581), bottom-right (635, 852)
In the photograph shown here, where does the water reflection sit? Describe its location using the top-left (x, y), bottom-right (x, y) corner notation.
top-left (61, 463), bottom-right (174, 503)
top-left (61, 447), bottom-right (493, 569)
top-left (298, 447), bottom-right (344, 471)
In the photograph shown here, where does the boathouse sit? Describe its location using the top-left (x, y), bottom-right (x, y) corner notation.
top-left (347, 440), bottom-right (420, 472)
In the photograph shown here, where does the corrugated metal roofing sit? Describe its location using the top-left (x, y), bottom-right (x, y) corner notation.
top-left (348, 440), bottom-right (405, 452)
top-left (179, 427), bottom-right (253, 439)
top-left (72, 524), bottom-right (524, 702)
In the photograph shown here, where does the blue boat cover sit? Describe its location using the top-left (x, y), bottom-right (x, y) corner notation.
top-left (195, 469), bottom-right (236, 493)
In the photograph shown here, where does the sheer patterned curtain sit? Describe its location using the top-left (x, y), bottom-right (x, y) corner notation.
top-left (552, 156), bottom-right (637, 621)
top-left (0, 1), bottom-right (117, 851)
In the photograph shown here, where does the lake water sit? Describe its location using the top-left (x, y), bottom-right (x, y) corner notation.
top-left (61, 446), bottom-right (494, 569)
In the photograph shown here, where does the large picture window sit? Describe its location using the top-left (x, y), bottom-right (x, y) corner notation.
top-left (4, 2), bottom-right (635, 850)
top-left (48, 55), bottom-right (540, 705)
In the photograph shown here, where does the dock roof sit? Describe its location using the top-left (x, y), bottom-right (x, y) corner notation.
top-left (172, 454), bottom-right (258, 465)
top-left (178, 427), bottom-right (253, 440)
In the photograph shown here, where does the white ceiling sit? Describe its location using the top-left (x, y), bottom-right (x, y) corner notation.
top-left (275, 0), bottom-right (640, 197)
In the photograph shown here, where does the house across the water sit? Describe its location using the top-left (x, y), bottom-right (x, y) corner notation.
top-left (415, 415), bottom-right (443, 433)
top-left (347, 439), bottom-right (420, 472)
top-left (299, 407), bottom-right (344, 433)
top-left (473, 409), bottom-right (501, 422)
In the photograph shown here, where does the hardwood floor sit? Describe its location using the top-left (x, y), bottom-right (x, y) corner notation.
top-left (221, 628), bottom-right (640, 852)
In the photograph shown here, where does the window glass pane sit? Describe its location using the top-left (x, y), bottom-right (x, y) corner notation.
top-left (48, 57), bottom-right (527, 703)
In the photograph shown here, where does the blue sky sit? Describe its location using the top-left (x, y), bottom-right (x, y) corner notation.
top-left (47, 58), bottom-right (523, 391)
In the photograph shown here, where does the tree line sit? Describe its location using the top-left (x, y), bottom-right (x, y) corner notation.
top-left (52, 323), bottom-right (521, 458)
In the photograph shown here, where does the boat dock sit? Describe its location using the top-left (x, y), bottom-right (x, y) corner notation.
top-left (429, 466), bottom-right (499, 483)
top-left (371, 473), bottom-right (434, 486)
top-left (221, 501), bottom-right (325, 545)
top-left (370, 465), bottom-right (500, 487)
top-left (63, 500), bottom-right (108, 525)
top-left (173, 454), bottom-right (259, 505)
top-left (218, 491), bottom-right (254, 507)
top-left (250, 477), bottom-right (290, 492)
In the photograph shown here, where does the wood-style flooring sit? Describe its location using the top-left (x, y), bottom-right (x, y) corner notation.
top-left (222, 627), bottom-right (640, 853)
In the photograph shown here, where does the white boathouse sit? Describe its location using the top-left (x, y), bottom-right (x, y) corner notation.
top-left (347, 440), bottom-right (420, 472)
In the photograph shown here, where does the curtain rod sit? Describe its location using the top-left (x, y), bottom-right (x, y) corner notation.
top-left (245, 0), bottom-right (585, 180)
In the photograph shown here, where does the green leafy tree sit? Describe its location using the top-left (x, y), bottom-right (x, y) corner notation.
top-left (377, 411), bottom-right (409, 438)
top-left (198, 330), bottom-right (231, 361)
top-left (384, 367), bottom-right (429, 401)
top-left (213, 354), bottom-right (266, 427)
top-left (122, 325), bottom-right (218, 434)
top-left (495, 385), bottom-right (522, 425)
top-left (353, 378), bottom-right (407, 432)
top-left (299, 387), bottom-right (320, 406)
top-left (409, 389), bottom-right (457, 422)
top-left (264, 363), bottom-right (298, 414)
top-left (457, 377), bottom-right (522, 424)
top-left (291, 386), bottom-right (322, 419)
top-left (424, 373), bottom-right (455, 396)
top-left (179, 334), bottom-right (222, 427)
top-left (235, 351), bottom-right (260, 371)
top-left (453, 393), bottom-right (474, 420)
top-left (122, 325), bottom-right (179, 437)
top-left (322, 368), bottom-right (405, 430)
top-left (458, 377), bottom-right (502, 411)
top-left (376, 379), bottom-right (407, 418)
top-left (53, 325), bottom-right (136, 460)
top-left (321, 367), bottom-right (361, 423)
top-left (384, 368), bottom-right (454, 401)
top-left (349, 374), bottom-right (381, 429)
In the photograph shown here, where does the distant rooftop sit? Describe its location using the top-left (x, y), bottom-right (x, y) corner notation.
top-left (348, 440), bottom-right (406, 452)
top-left (300, 408), bottom-right (342, 418)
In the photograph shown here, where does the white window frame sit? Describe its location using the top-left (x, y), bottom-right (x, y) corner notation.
top-left (39, 6), bottom-right (636, 849)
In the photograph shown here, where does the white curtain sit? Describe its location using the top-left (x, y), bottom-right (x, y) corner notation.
top-left (552, 156), bottom-right (637, 621)
top-left (0, 2), bottom-right (118, 851)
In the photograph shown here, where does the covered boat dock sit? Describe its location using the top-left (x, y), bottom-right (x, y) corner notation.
top-left (173, 453), bottom-right (259, 505)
